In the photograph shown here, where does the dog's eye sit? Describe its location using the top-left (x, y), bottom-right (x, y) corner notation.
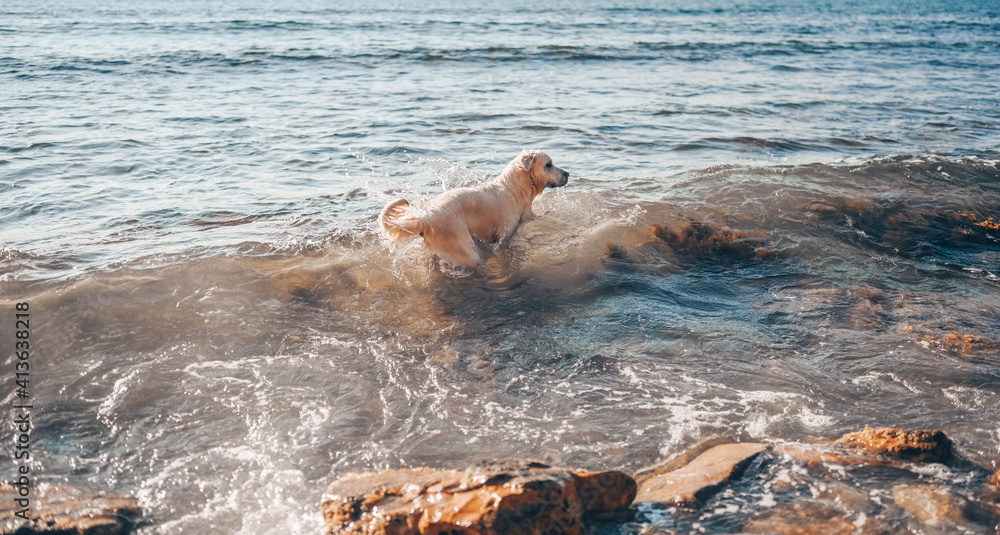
top-left (546, 162), bottom-right (552, 168)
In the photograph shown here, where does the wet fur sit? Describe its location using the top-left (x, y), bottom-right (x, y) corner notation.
top-left (380, 150), bottom-right (570, 270)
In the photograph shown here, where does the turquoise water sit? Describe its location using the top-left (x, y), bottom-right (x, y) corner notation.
top-left (2, 1), bottom-right (999, 533)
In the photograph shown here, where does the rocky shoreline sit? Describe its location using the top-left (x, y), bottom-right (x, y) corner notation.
top-left (321, 427), bottom-right (1000, 535)
top-left (0, 482), bottom-right (140, 534)
top-left (322, 459), bottom-right (635, 535)
top-left (3, 427), bottom-right (998, 534)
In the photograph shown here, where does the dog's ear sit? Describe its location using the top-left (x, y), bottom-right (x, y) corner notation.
top-left (517, 150), bottom-right (536, 173)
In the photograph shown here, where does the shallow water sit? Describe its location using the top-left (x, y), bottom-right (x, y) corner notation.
top-left (2, 0), bottom-right (1000, 533)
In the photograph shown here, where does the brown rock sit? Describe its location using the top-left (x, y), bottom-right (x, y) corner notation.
top-left (321, 459), bottom-right (636, 535)
top-left (744, 504), bottom-right (856, 535)
top-left (745, 501), bottom-right (891, 535)
top-left (605, 242), bottom-right (630, 261)
top-left (650, 219), bottom-right (768, 258)
top-left (835, 427), bottom-right (952, 463)
top-left (635, 442), bottom-right (768, 507)
top-left (773, 444), bottom-right (883, 469)
top-left (976, 470), bottom-right (1000, 525)
top-left (812, 480), bottom-right (872, 514)
top-left (635, 437), bottom-right (739, 483)
top-left (893, 484), bottom-right (968, 526)
top-left (0, 483), bottom-right (140, 535)
top-left (906, 328), bottom-right (998, 354)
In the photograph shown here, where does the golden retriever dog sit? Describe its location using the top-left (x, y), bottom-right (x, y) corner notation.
top-left (380, 149), bottom-right (570, 270)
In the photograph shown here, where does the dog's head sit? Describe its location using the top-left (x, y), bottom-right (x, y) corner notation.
top-left (515, 149), bottom-right (569, 193)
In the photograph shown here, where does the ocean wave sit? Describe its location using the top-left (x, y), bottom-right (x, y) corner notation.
top-left (3, 154), bottom-right (997, 283)
top-left (9, 33), bottom-right (998, 77)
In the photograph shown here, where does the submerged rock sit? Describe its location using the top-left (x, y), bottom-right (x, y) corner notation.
top-left (744, 500), bottom-right (882, 535)
top-left (650, 219), bottom-right (771, 259)
top-left (602, 215), bottom-right (774, 266)
top-left (773, 443), bottom-right (884, 469)
top-left (635, 442), bottom-right (768, 507)
top-left (0, 483), bottom-right (140, 535)
top-left (981, 469), bottom-right (1000, 526)
top-left (904, 327), bottom-right (999, 355)
top-left (835, 427), bottom-right (952, 463)
top-left (984, 468), bottom-right (1000, 504)
top-left (893, 484), bottom-right (969, 527)
top-left (321, 459), bottom-right (636, 535)
top-left (846, 285), bottom-right (894, 331)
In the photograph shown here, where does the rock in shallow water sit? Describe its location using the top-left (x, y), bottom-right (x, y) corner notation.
top-left (321, 458), bottom-right (636, 535)
top-left (893, 484), bottom-right (969, 527)
top-left (0, 483), bottom-right (140, 535)
top-left (743, 500), bottom-right (880, 535)
top-left (834, 427), bottom-right (952, 463)
top-left (322, 430), bottom-right (995, 534)
top-left (634, 442), bottom-right (768, 507)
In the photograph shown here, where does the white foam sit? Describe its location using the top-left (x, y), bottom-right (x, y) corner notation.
top-left (851, 371), bottom-right (926, 395)
top-left (942, 385), bottom-right (995, 411)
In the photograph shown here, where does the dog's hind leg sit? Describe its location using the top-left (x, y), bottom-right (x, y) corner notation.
top-left (424, 227), bottom-right (483, 271)
top-left (440, 238), bottom-right (483, 271)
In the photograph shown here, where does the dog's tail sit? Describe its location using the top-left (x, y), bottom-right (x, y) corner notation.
top-left (379, 199), bottom-right (424, 241)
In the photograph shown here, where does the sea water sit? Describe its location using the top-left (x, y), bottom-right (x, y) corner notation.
top-left (2, 0), bottom-right (999, 533)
